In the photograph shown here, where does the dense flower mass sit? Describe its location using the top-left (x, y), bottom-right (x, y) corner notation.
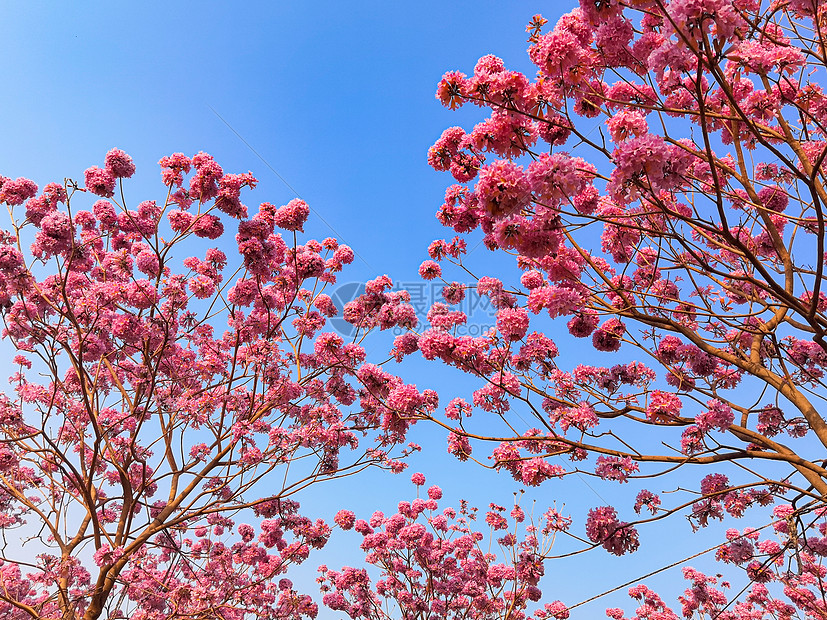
top-left (417, 0), bottom-right (827, 617)
top-left (6, 0), bottom-right (827, 617)
top-left (0, 149), bottom-right (426, 620)
top-left (320, 479), bottom-right (566, 620)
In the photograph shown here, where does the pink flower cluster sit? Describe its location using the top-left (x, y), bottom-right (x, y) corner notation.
top-left (273, 198), bottom-right (310, 232)
top-left (585, 506), bottom-right (639, 556)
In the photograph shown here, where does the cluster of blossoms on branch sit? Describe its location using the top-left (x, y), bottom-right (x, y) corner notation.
top-left (605, 500), bottom-right (827, 619)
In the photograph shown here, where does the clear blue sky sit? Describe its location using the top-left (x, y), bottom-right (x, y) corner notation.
top-left (0, 2), bottom-right (753, 617)
top-left (0, 2), bottom-right (545, 284)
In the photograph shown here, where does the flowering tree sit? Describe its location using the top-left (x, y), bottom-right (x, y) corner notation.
top-left (375, 0), bottom-right (827, 616)
top-left (319, 474), bottom-right (568, 620)
top-left (0, 149), bottom-right (427, 620)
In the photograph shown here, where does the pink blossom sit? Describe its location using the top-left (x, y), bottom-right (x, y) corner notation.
top-left (732, 39), bottom-right (805, 77)
top-left (427, 302), bottom-right (466, 330)
top-left (606, 110), bottom-right (648, 142)
top-left (695, 399), bottom-right (733, 432)
top-left (526, 153), bottom-right (594, 205)
top-left (33, 211), bottom-right (73, 258)
top-left (463, 110), bottom-right (537, 159)
top-left (390, 333), bottom-right (419, 362)
top-left (213, 172), bottom-right (255, 218)
top-left (608, 134), bottom-right (690, 201)
top-left (436, 70), bottom-right (468, 109)
top-left (572, 184), bottom-right (599, 215)
top-left (442, 281), bottom-right (465, 305)
top-left (527, 285), bottom-right (583, 318)
top-left (646, 390), bottom-right (682, 422)
top-left (273, 198), bottom-right (310, 232)
top-left (166, 209), bottom-right (192, 232)
top-left (543, 601), bottom-right (570, 619)
top-left (585, 505), bottom-right (639, 556)
top-left (592, 317), bottom-right (625, 352)
top-left (444, 398), bottom-right (471, 420)
top-left (519, 457), bottom-right (565, 486)
top-left (314, 294), bottom-right (337, 317)
top-left (92, 544), bottom-right (124, 567)
top-left (539, 113), bottom-right (573, 146)
top-left (567, 311), bottom-right (599, 337)
top-left (158, 152), bottom-right (192, 188)
top-left (189, 444), bottom-right (210, 462)
top-left (0, 177), bottom-right (38, 205)
top-left (418, 260), bottom-right (442, 280)
top-left (513, 333), bottom-right (559, 371)
top-left (772, 504), bottom-right (794, 534)
top-left (668, 0), bottom-right (746, 42)
top-left (334, 510), bottom-right (356, 530)
top-left (189, 151), bottom-right (223, 201)
top-left (126, 279), bottom-right (159, 309)
top-left (594, 15), bottom-right (634, 68)
top-left (530, 27), bottom-right (595, 88)
top-left (520, 270), bottom-right (544, 289)
top-left (681, 425), bottom-right (704, 455)
top-left (634, 490), bottom-right (661, 515)
top-left (595, 455), bottom-right (638, 483)
top-left (84, 166), bottom-right (116, 198)
top-left (447, 432), bottom-right (472, 460)
top-left (104, 148), bottom-right (136, 178)
top-left (496, 307), bottom-right (529, 341)
top-left (757, 405), bottom-right (785, 437)
top-left (700, 473), bottom-right (730, 496)
top-left (599, 202), bottom-right (642, 262)
top-left (135, 249), bottom-right (160, 276)
top-left (192, 214), bottom-right (224, 239)
top-left (475, 159), bottom-right (531, 218)
top-left (23, 182), bottom-right (64, 224)
top-left (427, 126), bottom-right (466, 171)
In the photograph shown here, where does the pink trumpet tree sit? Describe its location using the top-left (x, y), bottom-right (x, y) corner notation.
top-left (319, 474), bottom-right (568, 620)
top-left (0, 149), bottom-right (427, 620)
top-left (372, 0), bottom-right (827, 617)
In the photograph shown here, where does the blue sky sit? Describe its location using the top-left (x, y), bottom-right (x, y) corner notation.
top-left (0, 2), bottom-right (762, 617)
top-left (0, 1), bottom-right (544, 283)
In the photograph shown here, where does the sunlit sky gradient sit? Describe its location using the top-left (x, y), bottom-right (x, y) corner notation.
top-left (0, 2), bottom-right (753, 617)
